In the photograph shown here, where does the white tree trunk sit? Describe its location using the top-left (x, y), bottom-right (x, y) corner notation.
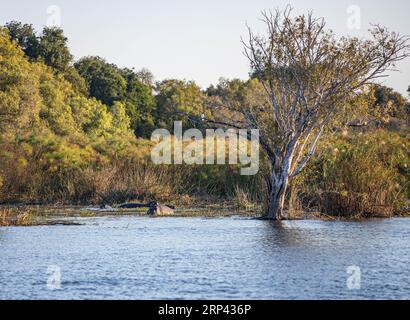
top-left (267, 173), bottom-right (289, 220)
top-left (266, 149), bottom-right (294, 220)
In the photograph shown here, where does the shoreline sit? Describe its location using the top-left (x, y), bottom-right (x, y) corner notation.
top-left (1, 204), bottom-right (409, 227)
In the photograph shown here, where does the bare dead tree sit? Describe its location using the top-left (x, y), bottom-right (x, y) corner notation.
top-left (206, 8), bottom-right (409, 220)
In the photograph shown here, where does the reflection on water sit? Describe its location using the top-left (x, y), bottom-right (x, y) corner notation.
top-left (0, 216), bottom-right (409, 299)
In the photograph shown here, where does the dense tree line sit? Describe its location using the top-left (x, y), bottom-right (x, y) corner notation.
top-left (4, 21), bottom-right (408, 139)
top-left (0, 21), bottom-right (408, 213)
top-left (3, 22), bottom-right (209, 138)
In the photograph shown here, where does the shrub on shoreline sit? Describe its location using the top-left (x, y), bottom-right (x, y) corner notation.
top-left (293, 130), bottom-right (409, 217)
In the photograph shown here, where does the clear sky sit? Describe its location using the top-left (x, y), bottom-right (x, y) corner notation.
top-left (1, 0), bottom-right (409, 95)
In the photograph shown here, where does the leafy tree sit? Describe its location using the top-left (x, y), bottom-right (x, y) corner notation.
top-left (120, 68), bottom-right (156, 137)
top-left (37, 66), bottom-right (79, 136)
top-left (39, 27), bottom-right (72, 72)
top-left (205, 78), bottom-right (264, 128)
top-left (5, 23), bottom-right (87, 95)
top-left (5, 21), bottom-right (40, 59)
top-left (75, 58), bottom-right (156, 137)
top-left (62, 66), bottom-right (88, 96)
top-left (75, 56), bottom-right (126, 106)
top-left (111, 101), bottom-right (132, 135)
top-left (0, 27), bottom-right (41, 134)
top-left (135, 68), bottom-right (154, 87)
top-left (155, 79), bottom-right (205, 130)
top-left (371, 84), bottom-right (409, 119)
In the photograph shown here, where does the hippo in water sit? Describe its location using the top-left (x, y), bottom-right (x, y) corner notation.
top-left (146, 201), bottom-right (175, 216)
top-left (117, 201), bottom-right (175, 216)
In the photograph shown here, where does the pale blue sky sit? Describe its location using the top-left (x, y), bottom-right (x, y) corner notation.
top-left (1, 0), bottom-right (409, 95)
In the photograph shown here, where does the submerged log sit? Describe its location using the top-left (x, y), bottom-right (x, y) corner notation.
top-left (117, 203), bottom-right (147, 209)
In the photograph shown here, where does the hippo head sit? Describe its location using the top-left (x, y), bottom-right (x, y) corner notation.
top-left (148, 201), bottom-right (158, 209)
top-left (147, 201), bottom-right (158, 215)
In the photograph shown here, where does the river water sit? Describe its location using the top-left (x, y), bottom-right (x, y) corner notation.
top-left (0, 216), bottom-right (409, 299)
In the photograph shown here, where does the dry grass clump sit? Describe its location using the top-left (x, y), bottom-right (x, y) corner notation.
top-left (0, 208), bottom-right (34, 226)
top-left (233, 185), bottom-right (259, 211)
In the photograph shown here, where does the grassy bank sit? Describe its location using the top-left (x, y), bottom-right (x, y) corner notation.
top-left (0, 208), bottom-right (34, 226)
top-left (1, 129), bottom-right (409, 221)
top-left (0, 203), bottom-right (261, 227)
top-left (290, 130), bottom-right (409, 218)
top-left (0, 207), bottom-right (87, 226)
top-left (1, 200), bottom-right (409, 227)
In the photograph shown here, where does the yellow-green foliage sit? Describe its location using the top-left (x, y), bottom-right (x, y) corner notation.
top-left (155, 79), bottom-right (206, 130)
top-left (0, 27), bottom-right (141, 202)
top-left (0, 28), bottom-right (41, 133)
top-left (295, 130), bottom-right (409, 217)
